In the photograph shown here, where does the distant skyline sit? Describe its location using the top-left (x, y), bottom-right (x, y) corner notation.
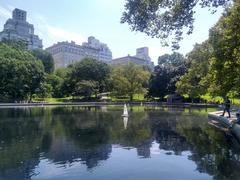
top-left (0, 0), bottom-right (223, 64)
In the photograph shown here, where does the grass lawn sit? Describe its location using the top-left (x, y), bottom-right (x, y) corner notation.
top-left (34, 94), bottom-right (240, 106)
top-left (201, 94), bottom-right (240, 106)
top-left (34, 94), bottom-right (146, 103)
top-left (33, 97), bottom-right (74, 103)
top-left (110, 94), bottom-right (145, 101)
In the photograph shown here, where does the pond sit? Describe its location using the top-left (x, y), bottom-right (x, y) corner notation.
top-left (0, 105), bottom-right (240, 180)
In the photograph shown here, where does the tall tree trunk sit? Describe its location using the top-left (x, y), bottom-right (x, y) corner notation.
top-left (30, 93), bottom-right (33, 102)
top-left (130, 94), bottom-right (133, 101)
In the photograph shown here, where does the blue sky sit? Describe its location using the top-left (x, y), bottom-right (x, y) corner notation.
top-left (0, 0), bottom-right (223, 64)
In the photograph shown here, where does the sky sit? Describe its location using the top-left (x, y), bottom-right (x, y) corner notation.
top-left (0, 0), bottom-right (223, 65)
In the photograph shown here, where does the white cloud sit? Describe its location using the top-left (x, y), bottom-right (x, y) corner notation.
top-left (29, 14), bottom-right (86, 48)
top-left (0, 5), bottom-right (11, 19)
top-left (6, 5), bottom-right (14, 11)
top-left (0, 5), bottom-right (11, 33)
top-left (46, 25), bottom-right (86, 45)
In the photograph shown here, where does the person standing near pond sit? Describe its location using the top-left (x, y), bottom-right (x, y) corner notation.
top-left (220, 96), bottom-right (231, 118)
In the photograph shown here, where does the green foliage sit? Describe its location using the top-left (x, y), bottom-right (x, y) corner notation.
top-left (176, 41), bottom-right (212, 98)
top-left (31, 49), bottom-right (54, 73)
top-left (149, 52), bottom-right (187, 99)
top-left (55, 67), bottom-right (70, 78)
top-left (110, 63), bottom-right (150, 101)
top-left (45, 74), bottom-right (64, 98)
top-left (66, 58), bottom-right (110, 98)
top-left (208, 1), bottom-right (240, 96)
top-left (148, 66), bottom-right (172, 99)
top-left (201, 94), bottom-right (224, 104)
top-left (158, 52), bottom-right (186, 67)
top-left (0, 42), bottom-right (35, 61)
top-left (54, 68), bottom-right (72, 97)
top-left (176, 1), bottom-right (240, 99)
top-left (121, 0), bottom-right (231, 49)
top-left (74, 80), bottom-right (98, 98)
top-left (1, 38), bottom-right (28, 50)
top-left (0, 43), bottom-right (45, 102)
top-left (71, 58), bottom-right (110, 82)
top-left (37, 82), bottom-right (53, 98)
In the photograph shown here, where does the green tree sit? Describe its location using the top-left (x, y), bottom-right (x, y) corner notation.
top-left (148, 66), bottom-right (172, 100)
top-left (0, 42), bottom-right (34, 61)
top-left (74, 80), bottom-right (98, 99)
top-left (207, 1), bottom-right (240, 96)
top-left (55, 67), bottom-right (70, 78)
top-left (0, 44), bottom-right (45, 102)
top-left (121, 0), bottom-right (232, 49)
top-left (148, 52), bottom-right (186, 100)
top-left (66, 58), bottom-right (110, 98)
top-left (45, 74), bottom-right (64, 98)
top-left (31, 49), bottom-right (54, 73)
top-left (158, 52), bottom-right (186, 67)
top-left (37, 82), bottom-right (53, 98)
top-left (176, 41), bottom-right (212, 99)
top-left (1, 38), bottom-right (28, 50)
top-left (110, 63), bottom-right (150, 101)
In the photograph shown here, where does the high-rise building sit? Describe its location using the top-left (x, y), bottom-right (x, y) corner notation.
top-left (46, 37), bottom-right (112, 69)
top-left (0, 8), bottom-right (43, 49)
top-left (111, 47), bottom-right (154, 69)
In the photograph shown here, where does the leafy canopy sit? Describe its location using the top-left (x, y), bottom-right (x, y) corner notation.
top-left (110, 63), bottom-right (150, 100)
top-left (149, 52), bottom-right (186, 99)
top-left (0, 44), bottom-right (45, 101)
top-left (65, 58), bottom-right (110, 97)
top-left (176, 41), bottom-right (212, 98)
top-left (31, 49), bottom-right (55, 73)
top-left (121, 0), bottom-right (232, 49)
top-left (207, 0), bottom-right (240, 96)
top-left (176, 1), bottom-right (240, 98)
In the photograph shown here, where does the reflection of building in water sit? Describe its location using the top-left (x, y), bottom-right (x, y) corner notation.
top-left (147, 111), bottom-right (190, 154)
top-left (148, 111), bottom-right (182, 132)
top-left (156, 129), bottom-right (189, 155)
top-left (136, 139), bottom-right (153, 158)
top-left (44, 137), bottom-right (112, 169)
top-left (123, 116), bottom-right (128, 129)
top-left (100, 106), bottom-right (108, 112)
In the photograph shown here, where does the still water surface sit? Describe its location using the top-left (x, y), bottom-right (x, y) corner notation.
top-left (0, 106), bottom-right (240, 180)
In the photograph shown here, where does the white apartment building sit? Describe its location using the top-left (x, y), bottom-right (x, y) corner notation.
top-left (0, 8), bottom-right (43, 49)
top-left (111, 47), bottom-right (154, 70)
top-left (46, 36), bottom-right (112, 69)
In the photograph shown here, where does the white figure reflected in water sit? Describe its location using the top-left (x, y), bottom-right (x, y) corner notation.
top-left (122, 104), bottom-right (129, 129)
top-left (100, 105), bottom-right (108, 112)
top-left (123, 116), bottom-right (128, 129)
top-left (122, 104), bottom-right (129, 117)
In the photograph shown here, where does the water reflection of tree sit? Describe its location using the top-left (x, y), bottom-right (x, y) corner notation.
top-left (116, 111), bottom-right (152, 158)
top-left (43, 106), bottom-right (113, 169)
top-left (147, 108), bottom-right (240, 179)
top-left (177, 114), bottom-right (240, 179)
top-left (51, 106), bottom-right (153, 162)
top-left (148, 110), bottom-right (190, 155)
top-left (0, 108), bottom-right (44, 180)
top-left (2, 107), bottom-right (240, 179)
top-left (113, 112), bottom-right (151, 147)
